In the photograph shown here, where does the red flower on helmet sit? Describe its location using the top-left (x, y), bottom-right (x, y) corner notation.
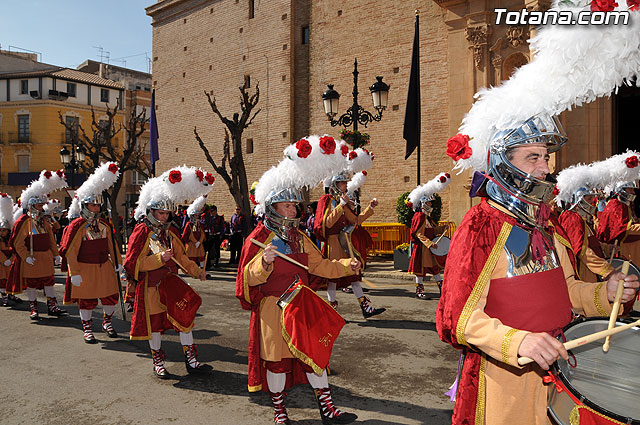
top-left (362, 170), bottom-right (368, 176)
top-left (43, 171), bottom-right (52, 179)
top-left (628, 0), bottom-right (640, 11)
top-left (168, 170), bottom-right (182, 184)
top-left (0, 193), bottom-right (6, 198)
top-left (319, 136), bottom-right (336, 155)
top-left (625, 155), bottom-right (639, 168)
top-left (195, 169), bottom-right (204, 182)
top-left (446, 134), bottom-right (473, 162)
top-left (108, 163), bottom-right (119, 174)
top-left (249, 194), bottom-right (257, 205)
top-left (591, 0), bottom-right (618, 11)
top-left (340, 144), bottom-right (349, 156)
top-left (295, 138), bottom-right (312, 158)
top-left (445, 173), bottom-right (451, 179)
top-left (553, 187), bottom-right (560, 196)
top-left (439, 176), bottom-right (447, 183)
top-left (205, 173), bottom-right (215, 185)
top-left (348, 151), bottom-right (358, 160)
top-left (405, 200), bottom-right (413, 209)
top-left (56, 169), bottom-right (64, 178)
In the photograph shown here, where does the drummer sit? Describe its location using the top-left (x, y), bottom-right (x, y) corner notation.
top-left (236, 135), bottom-right (360, 425)
top-left (406, 173), bottom-right (451, 300)
top-left (437, 112), bottom-right (639, 423)
top-left (124, 166), bottom-right (212, 379)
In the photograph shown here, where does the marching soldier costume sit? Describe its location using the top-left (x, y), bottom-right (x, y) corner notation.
top-left (181, 195), bottom-right (207, 268)
top-left (60, 163), bottom-right (122, 343)
top-left (238, 135), bottom-right (359, 424)
top-left (124, 166), bottom-right (213, 378)
top-left (0, 193), bottom-right (19, 307)
top-left (314, 148), bottom-right (385, 318)
top-left (407, 173), bottom-right (451, 299)
top-left (7, 170), bottom-right (68, 319)
top-left (437, 3), bottom-right (640, 422)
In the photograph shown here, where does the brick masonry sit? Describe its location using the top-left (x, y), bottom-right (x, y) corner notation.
top-left (147, 0), bottom-right (628, 224)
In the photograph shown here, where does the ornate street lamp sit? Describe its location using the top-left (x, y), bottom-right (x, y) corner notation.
top-left (322, 58), bottom-right (389, 131)
top-left (59, 141), bottom-right (86, 189)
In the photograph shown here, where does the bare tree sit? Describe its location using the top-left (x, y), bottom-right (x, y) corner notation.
top-left (194, 80), bottom-right (260, 231)
top-left (59, 103), bottom-right (150, 247)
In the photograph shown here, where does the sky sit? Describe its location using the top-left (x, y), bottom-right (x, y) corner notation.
top-left (0, 0), bottom-right (153, 73)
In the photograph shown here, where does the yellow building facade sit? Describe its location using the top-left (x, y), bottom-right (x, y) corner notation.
top-left (0, 67), bottom-right (125, 204)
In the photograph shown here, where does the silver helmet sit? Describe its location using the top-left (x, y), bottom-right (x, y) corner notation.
top-left (328, 172), bottom-right (350, 197)
top-left (79, 193), bottom-right (103, 220)
top-left (145, 198), bottom-right (175, 228)
top-left (419, 195), bottom-right (434, 214)
top-left (264, 188), bottom-right (303, 241)
top-left (568, 187), bottom-right (596, 219)
top-left (486, 113), bottom-right (568, 226)
top-left (615, 181), bottom-right (638, 205)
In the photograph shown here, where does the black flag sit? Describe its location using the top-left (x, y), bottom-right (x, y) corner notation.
top-left (403, 13), bottom-right (420, 160)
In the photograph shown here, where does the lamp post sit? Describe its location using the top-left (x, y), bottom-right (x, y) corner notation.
top-left (322, 58), bottom-right (389, 132)
top-left (322, 59), bottom-right (389, 213)
top-left (59, 139), bottom-right (86, 190)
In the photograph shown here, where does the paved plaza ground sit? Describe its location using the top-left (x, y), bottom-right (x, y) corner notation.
top-left (0, 253), bottom-right (457, 425)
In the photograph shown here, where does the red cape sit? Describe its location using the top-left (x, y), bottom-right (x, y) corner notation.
top-left (596, 198), bottom-right (629, 244)
top-left (313, 194), bottom-right (339, 242)
top-left (124, 222), bottom-right (183, 339)
top-left (6, 214), bottom-right (29, 294)
top-left (558, 210), bottom-right (585, 259)
top-left (235, 222), bottom-right (309, 392)
top-left (436, 199), bottom-right (574, 424)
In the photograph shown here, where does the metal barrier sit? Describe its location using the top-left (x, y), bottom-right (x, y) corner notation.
top-left (362, 221), bottom-right (457, 255)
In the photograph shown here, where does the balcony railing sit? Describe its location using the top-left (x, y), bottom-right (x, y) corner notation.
top-left (7, 132), bottom-right (30, 143)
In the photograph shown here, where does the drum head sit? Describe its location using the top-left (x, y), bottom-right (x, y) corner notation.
top-left (611, 258), bottom-right (640, 280)
top-left (552, 318), bottom-right (640, 424)
top-left (429, 236), bottom-right (450, 256)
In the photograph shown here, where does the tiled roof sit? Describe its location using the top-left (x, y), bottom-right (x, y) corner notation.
top-left (0, 67), bottom-right (124, 89)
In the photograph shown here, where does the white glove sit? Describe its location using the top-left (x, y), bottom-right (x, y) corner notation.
top-left (3, 259), bottom-right (11, 267)
top-left (54, 255), bottom-right (62, 266)
top-left (115, 264), bottom-right (124, 273)
top-left (71, 275), bottom-right (83, 287)
top-left (25, 256), bottom-right (35, 265)
top-left (195, 241), bottom-right (201, 248)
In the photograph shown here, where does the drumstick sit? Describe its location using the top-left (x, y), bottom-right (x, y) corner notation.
top-left (250, 238), bottom-right (309, 271)
top-left (608, 240), bottom-right (618, 264)
top-left (603, 260), bottom-right (630, 352)
top-left (518, 318), bottom-right (640, 366)
top-left (433, 232), bottom-right (447, 245)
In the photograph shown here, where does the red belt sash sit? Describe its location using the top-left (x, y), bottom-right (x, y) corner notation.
top-left (485, 267), bottom-right (572, 335)
top-left (77, 238), bottom-right (109, 264)
top-left (144, 260), bottom-right (178, 287)
top-left (24, 233), bottom-right (50, 252)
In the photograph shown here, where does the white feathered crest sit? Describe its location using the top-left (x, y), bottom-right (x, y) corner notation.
top-left (451, 1), bottom-right (640, 173)
top-left (67, 162), bottom-right (120, 220)
top-left (0, 193), bottom-right (15, 229)
top-left (134, 166), bottom-right (213, 220)
top-left (187, 195), bottom-right (209, 217)
top-left (407, 172), bottom-right (452, 209)
top-left (555, 150), bottom-right (640, 204)
top-left (20, 170), bottom-right (68, 206)
top-left (254, 135), bottom-right (349, 214)
top-left (346, 148), bottom-right (375, 195)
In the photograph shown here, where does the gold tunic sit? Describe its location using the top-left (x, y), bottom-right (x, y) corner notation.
top-left (13, 216), bottom-right (59, 278)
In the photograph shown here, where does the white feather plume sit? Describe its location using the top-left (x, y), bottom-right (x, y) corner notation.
top-left (20, 170), bottom-right (68, 206)
top-left (187, 195), bottom-right (209, 217)
top-left (67, 162), bottom-right (120, 220)
top-left (12, 204), bottom-right (23, 223)
top-left (0, 193), bottom-right (15, 229)
top-left (347, 172), bottom-right (367, 195)
top-left (454, 2), bottom-right (640, 173)
top-left (254, 135), bottom-right (349, 214)
top-left (408, 172), bottom-right (452, 207)
top-left (347, 148), bottom-right (374, 174)
top-left (555, 162), bottom-right (594, 205)
top-left (134, 166), bottom-right (212, 220)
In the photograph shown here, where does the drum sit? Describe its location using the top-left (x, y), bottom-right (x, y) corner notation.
top-left (611, 258), bottom-right (640, 280)
top-left (548, 318), bottom-right (640, 425)
top-left (429, 235), bottom-right (450, 256)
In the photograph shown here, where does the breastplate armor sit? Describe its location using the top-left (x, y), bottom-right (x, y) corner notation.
top-left (503, 224), bottom-right (560, 277)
